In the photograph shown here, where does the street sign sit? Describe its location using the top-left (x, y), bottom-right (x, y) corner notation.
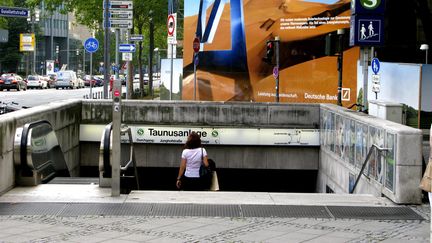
top-left (84, 37), bottom-right (99, 53)
top-left (119, 44), bottom-right (136, 52)
top-left (371, 58), bottom-right (380, 74)
top-left (193, 37), bottom-right (200, 53)
top-left (372, 74), bottom-right (380, 93)
top-left (349, 15), bottom-right (384, 46)
top-left (167, 14), bottom-right (175, 36)
top-left (0, 6), bottom-right (29, 18)
top-left (107, 1), bottom-right (133, 10)
top-left (168, 36), bottom-right (177, 45)
top-left (130, 35), bottom-right (143, 41)
top-left (109, 10), bottom-right (133, 19)
top-left (19, 33), bottom-right (34, 52)
top-left (108, 19), bottom-right (133, 29)
top-left (122, 52), bottom-right (132, 61)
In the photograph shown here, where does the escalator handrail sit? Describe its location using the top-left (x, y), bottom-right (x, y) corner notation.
top-left (20, 120), bottom-right (53, 172)
top-left (102, 123), bottom-right (113, 176)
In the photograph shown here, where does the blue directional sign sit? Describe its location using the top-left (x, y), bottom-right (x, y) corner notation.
top-left (84, 38), bottom-right (99, 53)
top-left (0, 6), bottom-right (29, 18)
top-left (371, 58), bottom-right (380, 74)
top-left (350, 15), bottom-right (384, 46)
top-left (119, 44), bottom-right (136, 52)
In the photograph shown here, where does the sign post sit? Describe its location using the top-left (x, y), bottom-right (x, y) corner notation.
top-left (350, 0), bottom-right (386, 112)
top-left (84, 37), bottom-right (99, 99)
top-left (167, 14), bottom-right (176, 100)
top-left (371, 58), bottom-right (381, 99)
top-left (193, 37), bottom-right (200, 100)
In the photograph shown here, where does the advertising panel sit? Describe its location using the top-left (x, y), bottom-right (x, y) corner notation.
top-left (183, 0), bottom-right (358, 104)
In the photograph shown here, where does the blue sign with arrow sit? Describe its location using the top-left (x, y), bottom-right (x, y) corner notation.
top-left (119, 44), bottom-right (136, 53)
top-left (371, 58), bottom-right (380, 74)
top-left (84, 38), bottom-right (99, 53)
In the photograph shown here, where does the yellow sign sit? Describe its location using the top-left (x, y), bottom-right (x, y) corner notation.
top-left (19, 33), bottom-right (35, 52)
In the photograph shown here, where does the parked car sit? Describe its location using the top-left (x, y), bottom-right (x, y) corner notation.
top-left (44, 74), bottom-right (56, 88)
top-left (0, 74), bottom-right (27, 91)
top-left (77, 77), bottom-right (85, 88)
top-left (93, 76), bottom-right (104, 86)
top-left (27, 75), bottom-right (48, 89)
top-left (84, 75), bottom-right (97, 87)
top-left (55, 70), bottom-right (79, 89)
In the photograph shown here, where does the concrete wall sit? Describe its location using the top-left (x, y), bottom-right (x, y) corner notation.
top-left (318, 104), bottom-right (423, 204)
top-left (80, 100), bottom-right (321, 170)
top-left (0, 99), bottom-right (82, 195)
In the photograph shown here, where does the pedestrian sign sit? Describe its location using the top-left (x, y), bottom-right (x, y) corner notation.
top-left (349, 15), bottom-right (384, 46)
top-left (371, 58), bottom-right (380, 74)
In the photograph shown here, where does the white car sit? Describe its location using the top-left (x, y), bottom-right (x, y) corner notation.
top-left (27, 75), bottom-right (48, 89)
top-left (55, 70), bottom-right (79, 89)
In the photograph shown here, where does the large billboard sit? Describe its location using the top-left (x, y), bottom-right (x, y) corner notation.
top-left (183, 0), bottom-right (358, 104)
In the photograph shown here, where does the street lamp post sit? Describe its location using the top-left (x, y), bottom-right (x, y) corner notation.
top-left (27, 8), bottom-right (40, 74)
top-left (420, 44), bottom-right (429, 64)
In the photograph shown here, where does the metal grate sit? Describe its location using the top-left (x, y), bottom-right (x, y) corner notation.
top-left (59, 203), bottom-right (152, 216)
top-left (48, 177), bottom-right (99, 185)
top-left (0, 202), bottom-right (424, 220)
top-left (151, 204), bottom-right (241, 217)
top-left (242, 205), bottom-right (331, 218)
top-left (327, 206), bottom-right (425, 220)
top-left (0, 202), bottom-right (65, 215)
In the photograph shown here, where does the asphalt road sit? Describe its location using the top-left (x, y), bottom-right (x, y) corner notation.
top-left (0, 86), bottom-right (106, 109)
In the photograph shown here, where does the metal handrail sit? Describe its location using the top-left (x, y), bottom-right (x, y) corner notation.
top-left (349, 144), bottom-right (391, 194)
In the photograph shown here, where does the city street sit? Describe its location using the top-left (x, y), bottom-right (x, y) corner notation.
top-left (0, 86), bottom-right (105, 109)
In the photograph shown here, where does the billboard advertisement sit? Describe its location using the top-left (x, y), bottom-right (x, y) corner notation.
top-left (183, 0), bottom-right (358, 104)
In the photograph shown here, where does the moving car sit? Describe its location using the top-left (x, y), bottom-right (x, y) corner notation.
top-left (55, 70), bottom-right (79, 89)
top-left (27, 75), bottom-right (48, 89)
top-left (0, 74), bottom-right (27, 91)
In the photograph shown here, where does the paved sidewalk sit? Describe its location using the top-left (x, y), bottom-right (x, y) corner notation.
top-left (0, 185), bottom-right (429, 243)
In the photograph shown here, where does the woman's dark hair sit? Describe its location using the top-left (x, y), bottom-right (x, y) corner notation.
top-left (184, 132), bottom-right (201, 149)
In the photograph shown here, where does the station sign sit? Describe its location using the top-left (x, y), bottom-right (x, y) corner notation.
top-left (349, 15), bottom-right (384, 46)
top-left (351, 0), bottom-right (385, 15)
top-left (0, 6), bottom-right (29, 18)
top-left (19, 33), bottom-right (34, 51)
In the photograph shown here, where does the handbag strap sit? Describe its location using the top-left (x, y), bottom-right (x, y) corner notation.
top-left (201, 147), bottom-right (204, 164)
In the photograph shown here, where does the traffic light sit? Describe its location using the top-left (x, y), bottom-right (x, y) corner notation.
top-left (262, 41), bottom-right (274, 65)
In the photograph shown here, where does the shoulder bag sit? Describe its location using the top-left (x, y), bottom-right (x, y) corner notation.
top-left (199, 148), bottom-right (211, 177)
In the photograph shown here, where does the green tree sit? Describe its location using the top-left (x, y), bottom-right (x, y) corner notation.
top-left (27, 0), bottom-right (170, 98)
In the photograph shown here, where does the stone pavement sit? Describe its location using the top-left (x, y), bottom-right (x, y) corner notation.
top-left (0, 185), bottom-right (430, 243)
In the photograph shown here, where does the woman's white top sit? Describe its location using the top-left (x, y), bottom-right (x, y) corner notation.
top-left (182, 147), bottom-right (207, 178)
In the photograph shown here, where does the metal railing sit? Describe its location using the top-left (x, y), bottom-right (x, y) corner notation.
top-left (349, 144), bottom-right (390, 194)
